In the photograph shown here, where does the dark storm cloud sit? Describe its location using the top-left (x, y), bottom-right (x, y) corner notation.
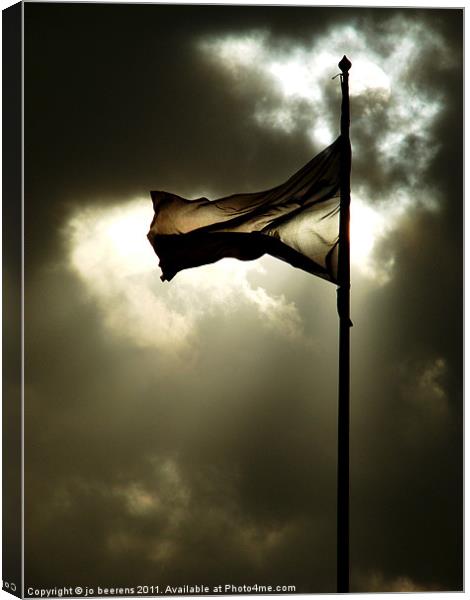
top-left (22, 4), bottom-right (462, 594)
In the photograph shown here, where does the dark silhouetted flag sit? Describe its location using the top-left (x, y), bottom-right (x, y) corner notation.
top-left (148, 137), bottom-right (342, 283)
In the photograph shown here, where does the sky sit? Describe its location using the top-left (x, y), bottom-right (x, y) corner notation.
top-left (17, 3), bottom-right (463, 594)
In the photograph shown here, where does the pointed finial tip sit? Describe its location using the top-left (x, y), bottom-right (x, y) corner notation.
top-left (338, 55), bottom-right (352, 72)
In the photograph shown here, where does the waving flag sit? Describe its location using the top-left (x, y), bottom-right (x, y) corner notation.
top-left (148, 137), bottom-right (342, 283)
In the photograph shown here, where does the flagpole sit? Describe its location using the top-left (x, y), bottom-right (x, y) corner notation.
top-left (336, 55), bottom-right (352, 594)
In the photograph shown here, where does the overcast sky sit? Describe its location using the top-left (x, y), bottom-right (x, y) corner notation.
top-left (20, 3), bottom-right (463, 593)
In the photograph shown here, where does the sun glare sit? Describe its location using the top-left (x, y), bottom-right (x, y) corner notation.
top-left (350, 198), bottom-right (383, 267)
top-left (68, 200), bottom-right (156, 279)
top-left (349, 59), bottom-right (390, 98)
top-left (268, 54), bottom-right (390, 101)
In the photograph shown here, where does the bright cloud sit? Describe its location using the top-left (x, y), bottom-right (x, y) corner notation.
top-left (350, 185), bottom-right (438, 284)
top-left (199, 18), bottom-right (447, 284)
top-left (65, 198), bottom-right (304, 352)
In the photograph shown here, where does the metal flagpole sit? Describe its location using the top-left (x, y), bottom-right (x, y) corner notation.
top-left (336, 54), bottom-right (352, 594)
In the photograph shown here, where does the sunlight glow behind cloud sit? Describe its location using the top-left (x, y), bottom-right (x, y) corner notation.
top-left (200, 18), bottom-right (446, 283)
top-left (200, 28), bottom-right (396, 147)
top-left (350, 188), bottom-right (429, 284)
top-left (66, 199), bottom-right (303, 351)
top-left (64, 18), bottom-right (449, 349)
top-left (64, 187), bottom-right (415, 353)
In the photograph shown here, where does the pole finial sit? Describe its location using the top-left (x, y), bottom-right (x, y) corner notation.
top-left (338, 55), bottom-right (351, 73)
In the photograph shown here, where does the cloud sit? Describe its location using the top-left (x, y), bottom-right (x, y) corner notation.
top-left (199, 17), bottom-right (450, 285)
top-left (199, 19), bottom-right (445, 159)
top-left (65, 198), bottom-right (304, 352)
top-left (354, 570), bottom-right (438, 592)
top-left (395, 356), bottom-right (451, 444)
